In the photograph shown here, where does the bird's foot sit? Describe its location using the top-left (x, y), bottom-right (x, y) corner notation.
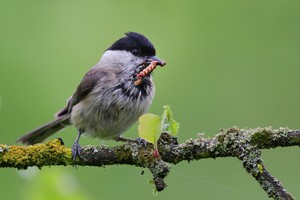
top-left (136, 138), bottom-right (147, 146)
top-left (71, 142), bottom-right (82, 162)
top-left (115, 136), bottom-right (147, 146)
top-left (72, 130), bottom-right (83, 165)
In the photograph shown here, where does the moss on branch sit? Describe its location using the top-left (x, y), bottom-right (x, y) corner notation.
top-left (0, 127), bottom-right (299, 199)
top-left (0, 139), bottom-right (72, 169)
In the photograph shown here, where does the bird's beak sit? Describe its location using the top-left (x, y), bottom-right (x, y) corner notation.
top-left (147, 56), bottom-right (166, 67)
top-left (134, 55), bottom-right (166, 85)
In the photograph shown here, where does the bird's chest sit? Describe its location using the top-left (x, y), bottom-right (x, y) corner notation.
top-left (96, 81), bottom-right (154, 122)
top-left (71, 81), bottom-right (154, 139)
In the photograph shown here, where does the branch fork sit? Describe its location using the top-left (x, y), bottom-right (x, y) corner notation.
top-left (0, 127), bottom-right (299, 199)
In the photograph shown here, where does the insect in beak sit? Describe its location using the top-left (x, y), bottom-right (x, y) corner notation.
top-left (134, 57), bottom-right (166, 85)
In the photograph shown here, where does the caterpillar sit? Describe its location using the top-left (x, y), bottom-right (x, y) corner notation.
top-left (134, 61), bottom-right (158, 85)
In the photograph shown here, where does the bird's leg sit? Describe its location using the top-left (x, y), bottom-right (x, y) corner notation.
top-left (114, 136), bottom-right (135, 142)
top-left (72, 129), bottom-right (83, 161)
top-left (115, 136), bottom-right (147, 146)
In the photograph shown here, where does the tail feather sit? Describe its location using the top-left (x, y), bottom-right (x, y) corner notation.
top-left (17, 115), bottom-right (71, 145)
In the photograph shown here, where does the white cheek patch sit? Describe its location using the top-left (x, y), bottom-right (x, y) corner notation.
top-left (99, 50), bottom-right (142, 66)
top-left (97, 50), bottom-right (146, 81)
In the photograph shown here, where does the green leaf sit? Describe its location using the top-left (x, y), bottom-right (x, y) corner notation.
top-left (138, 113), bottom-right (161, 144)
top-left (164, 105), bottom-right (173, 121)
top-left (163, 105), bottom-right (180, 136)
top-left (167, 119), bottom-right (180, 136)
top-left (137, 105), bottom-right (180, 154)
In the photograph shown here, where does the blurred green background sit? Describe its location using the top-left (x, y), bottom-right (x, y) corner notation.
top-left (0, 0), bottom-right (299, 199)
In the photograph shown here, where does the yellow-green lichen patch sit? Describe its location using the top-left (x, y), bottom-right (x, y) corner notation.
top-left (0, 139), bottom-right (72, 169)
top-left (257, 163), bottom-right (264, 174)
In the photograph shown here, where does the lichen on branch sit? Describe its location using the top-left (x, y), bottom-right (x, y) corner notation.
top-left (0, 127), bottom-right (299, 200)
top-left (0, 138), bottom-right (72, 169)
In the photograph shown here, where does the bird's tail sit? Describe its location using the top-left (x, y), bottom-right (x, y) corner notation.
top-left (17, 115), bottom-right (71, 145)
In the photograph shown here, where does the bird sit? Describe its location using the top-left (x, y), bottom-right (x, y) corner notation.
top-left (17, 32), bottom-right (166, 159)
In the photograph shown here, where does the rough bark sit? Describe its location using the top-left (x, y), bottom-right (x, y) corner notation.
top-left (0, 127), bottom-right (299, 199)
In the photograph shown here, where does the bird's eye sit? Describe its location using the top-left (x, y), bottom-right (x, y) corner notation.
top-left (131, 49), bottom-right (139, 55)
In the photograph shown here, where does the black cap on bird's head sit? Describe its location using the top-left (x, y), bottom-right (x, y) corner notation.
top-left (108, 32), bottom-right (156, 57)
top-left (108, 32), bottom-right (166, 66)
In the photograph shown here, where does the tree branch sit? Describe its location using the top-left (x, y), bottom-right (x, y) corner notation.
top-left (0, 127), bottom-right (299, 199)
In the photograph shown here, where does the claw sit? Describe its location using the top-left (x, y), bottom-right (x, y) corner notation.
top-left (72, 130), bottom-right (83, 164)
top-left (72, 142), bottom-right (82, 161)
top-left (136, 138), bottom-right (147, 146)
top-left (115, 136), bottom-right (148, 146)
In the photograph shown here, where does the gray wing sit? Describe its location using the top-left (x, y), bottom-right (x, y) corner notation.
top-left (56, 68), bottom-right (108, 117)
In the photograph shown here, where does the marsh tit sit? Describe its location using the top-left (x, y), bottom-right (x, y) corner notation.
top-left (17, 32), bottom-right (166, 159)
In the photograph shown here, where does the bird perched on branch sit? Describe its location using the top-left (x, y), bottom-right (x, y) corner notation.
top-left (17, 32), bottom-right (166, 159)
